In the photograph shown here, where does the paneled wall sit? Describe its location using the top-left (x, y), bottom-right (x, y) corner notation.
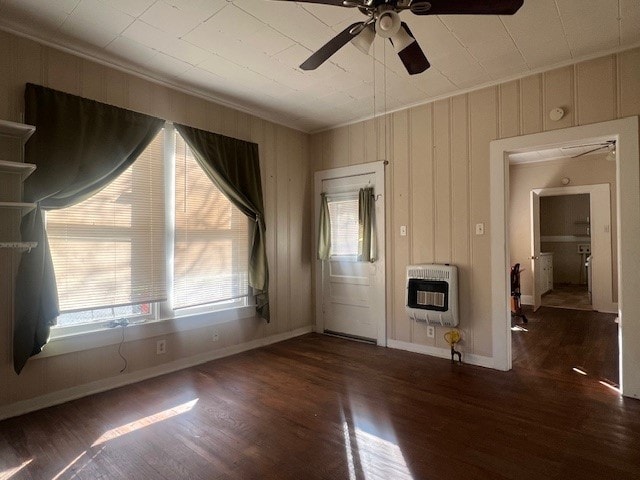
top-left (0, 30), bottom-right (312, 410)
top-left (310, 48), bottom-right (640, 359)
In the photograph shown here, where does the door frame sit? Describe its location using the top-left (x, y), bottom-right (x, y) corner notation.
top-left (530, 184), bottom-right (615, 313)
top-left (314, 161), bottom-right (387, 346)
top-left (530, 189), bottom-right (542, 311)
top-left (489, 116), bottom-right (640, 399)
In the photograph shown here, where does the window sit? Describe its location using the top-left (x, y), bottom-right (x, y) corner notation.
top-left (48, 127), bottom-right (250, 329)
top-left (48, 130), bottom-right (165, 326)
top-left (327, 196), bottom-right (359, 257)
top-left (173, 134), bottom-right (249, 310)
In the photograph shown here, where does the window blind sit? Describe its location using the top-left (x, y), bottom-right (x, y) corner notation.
top-left (328, 197), bottom-right (359, 256)
top-left (47, 130), bottom-right (166, 313)
top-left (173, 134), bottom-right (249, 309)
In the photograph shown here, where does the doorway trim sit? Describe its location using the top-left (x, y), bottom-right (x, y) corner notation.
top-left (530, 184), bottom-right (615, 314)
top-left (313, 161), bottom-right (387, 346)
top-left (489, 116), bottom-right (640, 399)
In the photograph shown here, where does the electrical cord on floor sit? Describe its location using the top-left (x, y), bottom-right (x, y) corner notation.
top-left (117, 324), bottom-right (127, 373)
top-left (109, 319), bottom-right (129, 373)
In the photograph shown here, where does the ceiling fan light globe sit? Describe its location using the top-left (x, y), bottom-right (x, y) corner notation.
top-left (376, 11), bottom-right (401, 38)
top-left (390, 27), bottom-right (415, 53)
top-left (351, 26), bottom-right (375, 54)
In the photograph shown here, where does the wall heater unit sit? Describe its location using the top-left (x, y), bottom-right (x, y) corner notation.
top-left (406, 264), bottom-right (459, 326)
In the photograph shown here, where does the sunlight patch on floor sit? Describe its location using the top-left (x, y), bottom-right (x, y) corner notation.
top-left (51, 450), bottom-right (87, 480)
top-left (342, 421), bottom-right (357, 480)
top-left (341, 400), bottom-right (414, 480)
top-left (598, 380), bottom-right (620, 393)
top-left (0, 459), bottom-right (32, 480)
top-left (353, 427), bottom-right (414, 480)
top-left (92, 398), bottom-right (198, 446)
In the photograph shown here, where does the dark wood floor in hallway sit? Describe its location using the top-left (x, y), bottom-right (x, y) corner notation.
top-left (512, 306), bottom-right (619, 386)
top-left (1, 332), bottom-right (639, 480)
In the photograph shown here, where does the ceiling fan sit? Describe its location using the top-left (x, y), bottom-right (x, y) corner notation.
top-left (277, 0), bottom-right (525, 75)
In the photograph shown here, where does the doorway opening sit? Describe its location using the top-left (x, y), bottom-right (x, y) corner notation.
top-left (524, 182), bottom-right (616, 314)
top-left (539, 193), bottom-right (592, 311)
top-left (508, 150), bottom-right (618, 387)
top-left (489, 116), bottom-right (640, 399)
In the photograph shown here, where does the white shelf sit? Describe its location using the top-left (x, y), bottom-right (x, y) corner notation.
top-left (0, 241), bottom-right (37, 252)
top-left (0, 159), bottom-right (36, 181)
top-left (0, 201), bottom-right (36, 215)
top-left (0, 120), bottom-right (36, 250)
top-left (0, 119), bottom-right (35, 143)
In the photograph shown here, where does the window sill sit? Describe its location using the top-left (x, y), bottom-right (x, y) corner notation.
top-left (36, 305), bottom-right (257, 360)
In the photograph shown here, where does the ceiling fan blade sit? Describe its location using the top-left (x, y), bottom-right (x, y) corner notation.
top-left (300, 22), bottom-right (364, 71)
top-left (412, 0), bottom-right (524, 15)
top-left (390, 23), bottom-right (430, 75)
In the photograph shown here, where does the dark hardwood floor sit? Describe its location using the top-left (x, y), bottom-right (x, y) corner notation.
top-left (512, 306), bottom-right (619, 386)
top-left (2, 332), bottom-right (639, 480)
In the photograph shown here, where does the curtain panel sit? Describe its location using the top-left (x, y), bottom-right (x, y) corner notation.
top-left (317, 193), bottom-right (331, 260)
top-left (14, 83), bottom-right (163, 374)
top-left (358, 187), bottom-right (376, 262)
top-left (174, 124), bottom-right (270, 321)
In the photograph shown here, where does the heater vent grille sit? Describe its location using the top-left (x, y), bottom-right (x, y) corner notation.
top-left (407, 268), bottom-right (450, 280)
top-left (406, 264), bottom-right (459, 326)
top-left (417, 291), bottom-right (445, 308)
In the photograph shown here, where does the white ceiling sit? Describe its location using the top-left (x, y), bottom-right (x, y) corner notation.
top-left (0, 0), bottom-right (639, 132)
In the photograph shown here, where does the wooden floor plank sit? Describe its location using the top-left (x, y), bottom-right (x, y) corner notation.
top-left (1, 327), bottom-right (639, 479)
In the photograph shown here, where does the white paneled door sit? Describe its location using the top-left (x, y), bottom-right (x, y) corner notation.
top-left (314, 162), bottom-right (386, 345)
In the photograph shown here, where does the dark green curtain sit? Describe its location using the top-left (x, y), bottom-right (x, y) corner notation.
top-left (358, 187), bottom-right (376, 262)
top-left (317, 193), bottom-right (331, 260)
top-left (174, 123), bottom-right (270, 321)
top-left (14, 83), bottom-right (163, 374)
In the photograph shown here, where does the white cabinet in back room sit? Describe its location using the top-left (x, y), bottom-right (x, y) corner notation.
top-left (540, 252), bottom-right (554, 294)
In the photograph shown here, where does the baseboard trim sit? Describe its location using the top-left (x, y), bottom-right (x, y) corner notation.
top-left (387, 339), bottom-right (495, 369)
top-left (0, 326), bottom-right (313, 421)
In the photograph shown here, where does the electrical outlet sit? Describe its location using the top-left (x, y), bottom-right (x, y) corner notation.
top-left (426, 325), bottom-right (435, 338)
top-left (212, 332), bottom-right (219, 342)
top-left (156, 339), bottom-right (166, 355)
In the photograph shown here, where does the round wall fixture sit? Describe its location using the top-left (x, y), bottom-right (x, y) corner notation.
top-left (561, 177), bottom-right (570, 185)
top-left (549, 107), bottom-right (565, 121)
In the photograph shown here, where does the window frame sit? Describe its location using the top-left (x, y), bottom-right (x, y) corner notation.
top-left (47, 122), bottom-right (255, 345)
top-left (326, 192), bottom-right (360, 261)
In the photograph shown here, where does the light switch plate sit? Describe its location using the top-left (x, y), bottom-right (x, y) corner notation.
top-left (400, 225), bottom-right (407, 236)
top-left (475, 223), bottom-right (484, 235)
